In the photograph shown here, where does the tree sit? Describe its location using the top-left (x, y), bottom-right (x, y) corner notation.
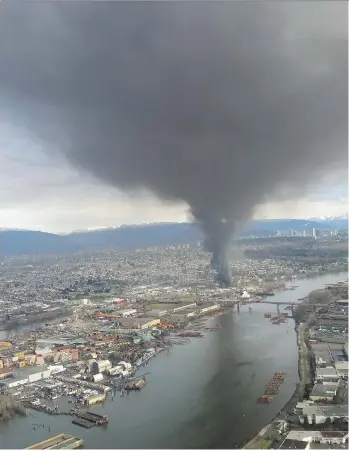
top-left (325, 417), bottom-right (332, 426)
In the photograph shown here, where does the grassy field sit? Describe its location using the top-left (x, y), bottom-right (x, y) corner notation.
top-left (260, 439), bottom-right (273, 449)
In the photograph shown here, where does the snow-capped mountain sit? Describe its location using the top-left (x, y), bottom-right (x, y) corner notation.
top-left (310, 213), bottom-right (348, 221)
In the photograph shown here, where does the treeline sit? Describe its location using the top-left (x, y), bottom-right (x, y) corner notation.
top-left (0, 394), bottom-right (26, 421)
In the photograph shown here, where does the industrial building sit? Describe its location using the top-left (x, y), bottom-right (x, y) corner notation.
top-left (334, 360), bottom-right (348, 379)
top-left (199, 304), bottom-right (220, 314)
top-left (118, 308), bottom-right (137, 317)
top-left (301, 405), bottom-right (348, 424)
top-left (315, 366), bottom-right (339, 382)
top-left (173, 303), bottom-right (197, 313)
top-left (91, 359), bottom-right (112, 374)
top-left (309, 382), bottom-right (338, 402)
top-left (282, 431), bottom-right (348, 447)
top-left (138, 318), bottom-right (160, 329)
top-left (0, 366), bottom-right (51, 390)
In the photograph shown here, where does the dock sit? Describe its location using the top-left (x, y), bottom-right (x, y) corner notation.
top-left (26, 433), bottom-right (84, 449)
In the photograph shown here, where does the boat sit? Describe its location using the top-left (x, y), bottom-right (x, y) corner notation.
top-left (254, 292), bottom-right (275, 297)
top-left (124, 379), bottom-right (147, 391)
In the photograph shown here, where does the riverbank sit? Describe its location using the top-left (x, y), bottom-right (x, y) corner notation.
top-left (242, 318), bottom-right (311, 449)
top-left (241, 277), bottom-right (346, 449)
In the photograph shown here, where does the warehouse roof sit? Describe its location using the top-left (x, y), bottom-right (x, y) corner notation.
top-left (335, 360), bottom-right (349, 369)
top-left (0, 366), bottom-right (48, 385)
top-left (303, 405), bottom-right (348, 418)
top-left (316, 367), bottom-right (338, 377)
top-left (310, 383), bottom-right (338, 397)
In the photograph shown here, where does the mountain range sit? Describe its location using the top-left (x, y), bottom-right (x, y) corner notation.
top-left (0, 217), bottom-right (347, 257)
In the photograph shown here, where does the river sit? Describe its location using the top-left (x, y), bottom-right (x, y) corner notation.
top-left (0, 271), bottom-right (346, 449)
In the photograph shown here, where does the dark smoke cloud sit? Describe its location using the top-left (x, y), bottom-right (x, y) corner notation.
top-left (0, 2), bottom-right (347, 284)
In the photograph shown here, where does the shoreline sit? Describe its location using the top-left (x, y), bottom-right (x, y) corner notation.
top-left (240, 279), bottom-right (344, 450)
top-left (241, 315), bottom-right (308, 449)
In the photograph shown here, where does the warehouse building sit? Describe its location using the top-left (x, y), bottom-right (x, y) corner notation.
top-left (282, 431), bottom-right (348, 447)
top-left (309, 382), bottom-right (338, 402)
top-left (0, 366), bottom-right (51, 390)
top-left (315, 366), bottom-right (339, 382)
top-left (334, 360), bottom-right (348, 379)
top-left (301, 405), bottom-right (348, 424)
top-left (173, 303), bottom-right (197, 313)
top-left (313, 348), bottom-right (332, 367)
top-left (137, 318), bottom-right (160, 329)
top-left (200, 304), bottom-right (220, 314)
top-left (118, 309), bottom-right (137, 317)
top-left (91, 359), bottom-right (112, 374)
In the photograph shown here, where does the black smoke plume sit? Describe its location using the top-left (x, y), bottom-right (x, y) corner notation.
top-left (0, 2), bottom-right (347, 284)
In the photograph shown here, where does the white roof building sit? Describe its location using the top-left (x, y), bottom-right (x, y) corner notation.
top-left (118, 308), bottom-right (137, 317)
top-left (302, 405), bottom-right (348, 424)
top-left (315, 366), bottom-right (339, 381)
top-left (285, 430), bottom-right (348, 445)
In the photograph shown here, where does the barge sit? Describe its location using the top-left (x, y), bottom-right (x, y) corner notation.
top-left (72, 417), bottom-right (95, 428)
top-left (124, 378), bottom-right (147, 391)
top-left (77, 411), bottom-right (108, 425)
top-left (26, 433), bottom-right (83, 449)
top-left (257, 372), bottom-right (287, 404)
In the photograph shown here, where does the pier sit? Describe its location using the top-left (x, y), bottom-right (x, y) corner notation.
top-left (26, 433), bottom-right (83, 449)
